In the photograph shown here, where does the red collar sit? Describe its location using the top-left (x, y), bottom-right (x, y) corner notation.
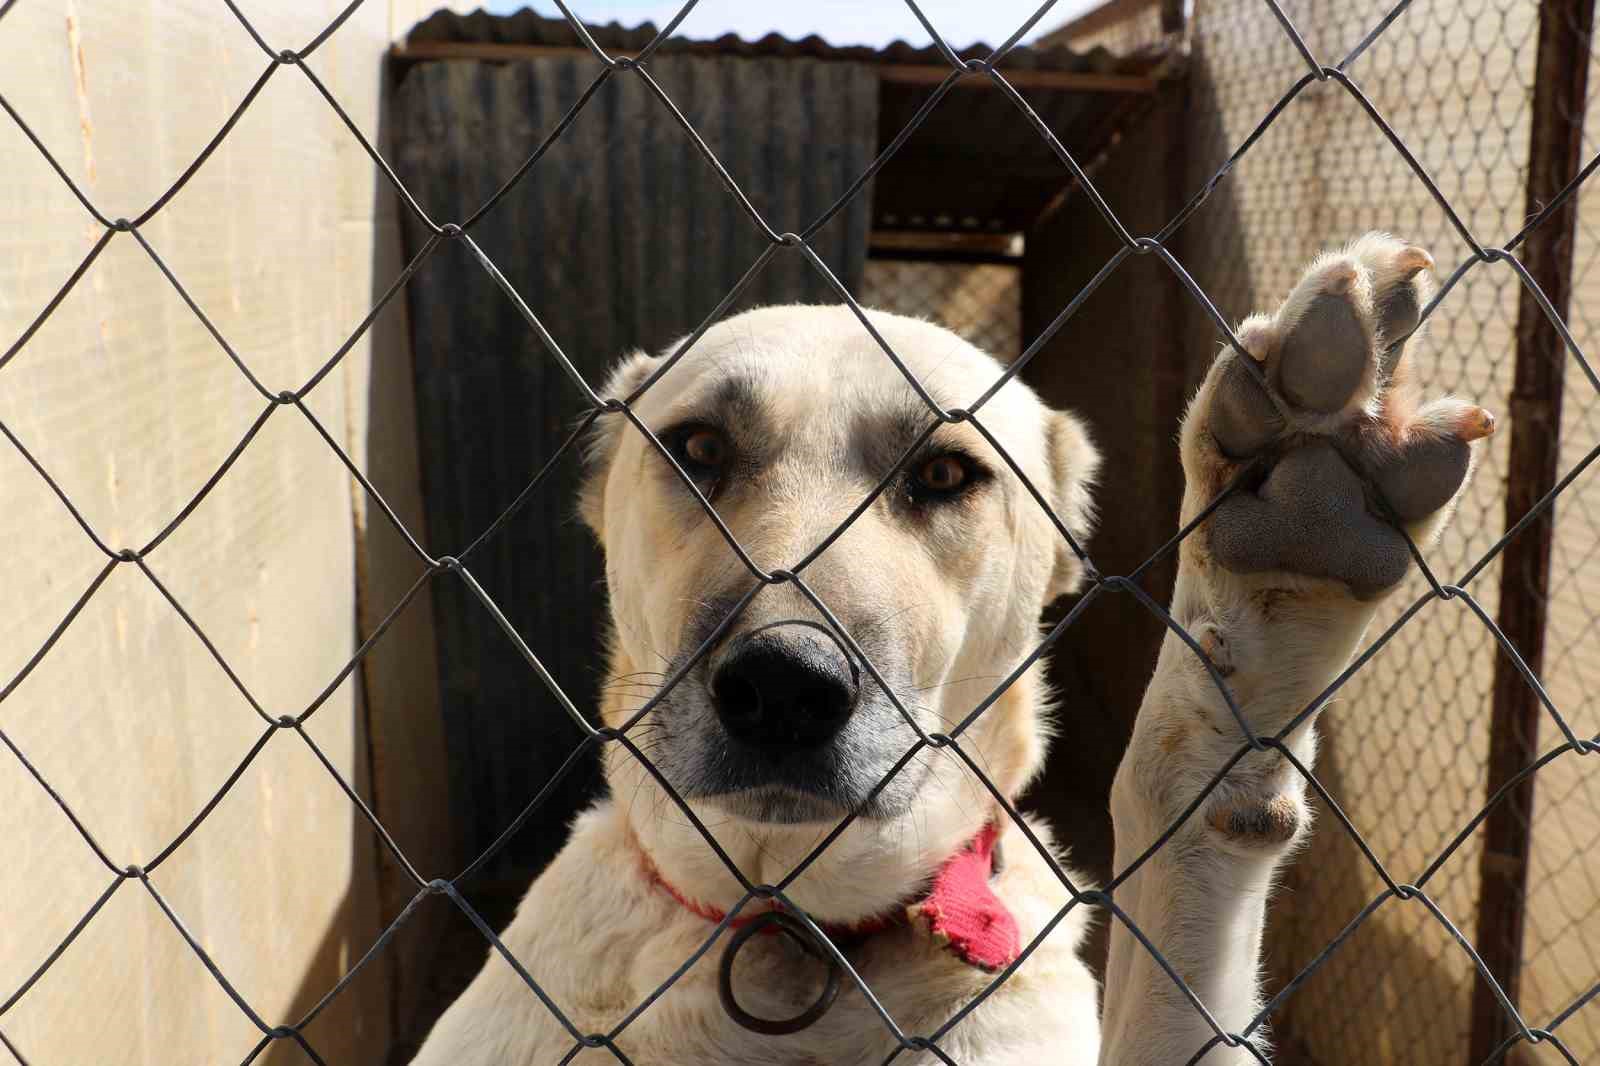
top-left (641, 822), bottom-right (1021, 971)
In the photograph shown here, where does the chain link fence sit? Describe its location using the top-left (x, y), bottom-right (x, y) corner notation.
top-left (1, 0), bottom-right (1598, 1064)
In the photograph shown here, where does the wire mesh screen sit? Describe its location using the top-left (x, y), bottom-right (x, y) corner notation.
top-left (861, 257), bottom-right (1025, 361)
top-left (1, 0), bottom-right (1598, 1064)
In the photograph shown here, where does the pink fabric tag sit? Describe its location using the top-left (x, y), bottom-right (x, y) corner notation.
top-left (912, 823), bottom-right (1020, 972)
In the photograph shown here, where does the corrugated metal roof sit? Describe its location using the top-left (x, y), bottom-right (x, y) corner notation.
top-left (403, 6), bottom-right (1168, 77)
top-left (394, 8), bottom-right (1179, 232)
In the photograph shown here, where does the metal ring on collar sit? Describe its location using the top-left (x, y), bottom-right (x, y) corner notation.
top-left (717, 909), bottom-right (842, 1036)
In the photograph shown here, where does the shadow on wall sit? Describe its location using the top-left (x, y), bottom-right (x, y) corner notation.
top-left (261, 59), bottom-right (455, 1066)
top-left (1264, 723), bottom-right (1509, 1066)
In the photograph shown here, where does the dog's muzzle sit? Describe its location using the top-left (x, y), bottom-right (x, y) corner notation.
top-left (709, 623), bottom-right (860, 751)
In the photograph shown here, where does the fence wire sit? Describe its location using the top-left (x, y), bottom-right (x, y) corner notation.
top-left (0, 1), bottom-right (1598, 1064)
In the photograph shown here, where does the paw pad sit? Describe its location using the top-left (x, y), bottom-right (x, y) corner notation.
top-left (1277, 293), bottom-right (1370, 413)
top-left (1190, 233), bottom-right (1493, 596)
top-left (1207, 795), bottom-right (1303, 847)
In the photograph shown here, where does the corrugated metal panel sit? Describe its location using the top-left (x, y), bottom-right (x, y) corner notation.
top-left (391, 52), bottom-right (878, 876)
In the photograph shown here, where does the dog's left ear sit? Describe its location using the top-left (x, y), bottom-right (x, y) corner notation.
top-left (1042, 409), bottom-right (1101, 600)
top-left (579, 350), bottom-right (660, 543)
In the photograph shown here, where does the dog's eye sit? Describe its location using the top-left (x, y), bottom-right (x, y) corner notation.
top-left (684, 429), bottom-right (726, 467)
top-left (911, 453), bottom-right (984, 502)
top-left (666, 425), bottom-right (730, 477)
top-left (918, 456), bottom-right (967, 492)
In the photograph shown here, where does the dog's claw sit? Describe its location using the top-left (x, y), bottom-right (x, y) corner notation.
top-left (1457, 405), bottom-right (1496, 442)
top-left (1396, 245), bottom-right (1434, 278)
top-left (1277, 293), bottom-right (1369, 413)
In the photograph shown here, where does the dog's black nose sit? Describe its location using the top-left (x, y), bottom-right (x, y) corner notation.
top-left (711, 638), bottom-right (858, 749)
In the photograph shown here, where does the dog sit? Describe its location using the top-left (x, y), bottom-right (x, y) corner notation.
top-left (410, 233), bottom-right (1492, 1064)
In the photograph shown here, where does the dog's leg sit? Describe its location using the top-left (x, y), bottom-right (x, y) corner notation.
top-left (1098, 234), bottom-right (1491, 1064)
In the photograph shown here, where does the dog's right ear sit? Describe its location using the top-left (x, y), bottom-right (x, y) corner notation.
top-left (1042, 409), bottom-right (1102, 600)
top-left (580, 350), bottom-right (660, 542)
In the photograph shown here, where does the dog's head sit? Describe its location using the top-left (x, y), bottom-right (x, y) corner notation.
top-left (581, 306), bottom-right (1098, 907)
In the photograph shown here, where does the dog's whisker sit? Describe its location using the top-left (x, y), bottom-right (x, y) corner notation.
top-left (594, 667), bottom-right (670, 683)
top-left (852, 601), bottom-right (932, 642)
top-left (909, 671), bottom-right (1008, 693)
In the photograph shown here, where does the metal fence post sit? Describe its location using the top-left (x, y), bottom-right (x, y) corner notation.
top-left (1468, 2), bottom-right (1596, 1061)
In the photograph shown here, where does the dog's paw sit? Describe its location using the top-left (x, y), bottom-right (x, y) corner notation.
top-left (1183, 232), bottom-right (1494, 600)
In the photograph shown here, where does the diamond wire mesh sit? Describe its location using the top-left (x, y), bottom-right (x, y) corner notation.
top-left (860, 258), bottom-right (1025, 361)
top-left (0, 0), bottom-right (1597, 1064)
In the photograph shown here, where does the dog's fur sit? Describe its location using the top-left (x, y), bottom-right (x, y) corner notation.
top-left (411, 234), bottom-right (1490, 1064)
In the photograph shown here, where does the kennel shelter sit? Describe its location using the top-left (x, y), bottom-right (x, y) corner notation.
top-left (382, 10), bottom-right (1189, 1045)
top-left (3, 0), bottom-right (1600, 1063)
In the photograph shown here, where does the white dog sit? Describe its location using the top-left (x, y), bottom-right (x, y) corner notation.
top-left (411, 233), bottom-right (1492, 1064)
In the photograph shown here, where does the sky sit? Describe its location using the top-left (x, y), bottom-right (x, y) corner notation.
top-left (481, 0), bottom-right (1103, 51)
